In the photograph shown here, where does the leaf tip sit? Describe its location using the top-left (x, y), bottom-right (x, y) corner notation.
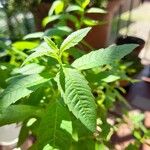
top-left (85, 26), bottom-right (92, 32)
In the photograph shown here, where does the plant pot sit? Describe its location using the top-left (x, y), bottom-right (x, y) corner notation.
top-left (31, 0), bottom-right (123, 48)
top-left (116, 35), bottom-right (145, 55)
top-left (85, 0), bottom-right (124, 49)
top-left (31, 2), bottom-right (51, 31)
top-left (116, 36), bottom-right (145, 87)
top-left (85, 0), bottom-right (142, 49)
top-left (0, 124), bottom-right (21, 148)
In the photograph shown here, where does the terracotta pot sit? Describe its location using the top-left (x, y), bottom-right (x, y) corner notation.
top-left (31, 0), bottom-right (142, 50)
top-left (31, 0), bottom-right (127, 49)
top-left (31, 2), bottom-right (51, 31)
top-left (85, 0), bottom-right (142, 49)
top-left (85, 0), bottom-right (124, 49)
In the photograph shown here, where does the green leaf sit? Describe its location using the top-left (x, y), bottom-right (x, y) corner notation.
top-left (72, 139), bottom-right (95, 150)
top-left (72, 44), bottom-right (138, 70)
top-left (129, 112), bottom-right (145, 126)
top-left (86, 71), bottom-right (106, 83)
top-left (43, 144), bottom-right (59, 150)
top-left (57, 68), bottom-right (96, 132)
top-left (44, 36), bottom-right (59, 52)
top-left (100, 120), bottom-right (113, 141)
top-left (26, 88), bottom-right (45, 106)
top-left (96, 143), bottom-right (109, 150)
top-left (71, 119), bottom-right (95, 149)
top-left (61, 14), bottom-right (79, 27)
top-left (76, 0), bottom-right (90, 8)
top-left (86, 7), bottom-right (106, 14)
top-left (54, 0), bottom-right (64, 14)
top-left (11, 63), bottom-right (45, 75)
top-left (125, 144), bottom-right (138, 150)
top-left (102, 75), bottom-right (120, 83)
top-left (68, 47), bottom-right (85, 59)
top-left (12, 41), bottom-right (39, 50)
top-left (0, 74), bottom-right (50, 108)
top-left (145, 130), bottom-right (150, 138)
top-left (0, 41), bottom-right (8, 49)
top-left (18, 122), bottom-right (30, 147)
top-left (81, 0), bottom-right (90, 8)
top-left (23, 32), bottom-right (44, 40)
top-left (48, 0), bottom-right (64, 15)
top-left (60, 27), bottom-right (91, 52)
top-left (133, 131), bottom-right (142, 140)
top-left (42, 15), bottom-right (60, 27)
top-left (0, 105), bottom-right (40, 126)
top-left (22, 42), bottom-right (53, 66)
top-left (30, 100), bottom-right (72, 150)
top-left (66, 4), bottom-right (83, 12)
top-left (83, 18), bottom-right (99, 26)
top-left (44, 26), bottom-right (72, 37)
top-left (0, 63), bottom-right (15, 89)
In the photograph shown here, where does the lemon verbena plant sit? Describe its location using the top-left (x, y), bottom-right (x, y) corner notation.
top-left (0, 27), bottom-right (137, 149)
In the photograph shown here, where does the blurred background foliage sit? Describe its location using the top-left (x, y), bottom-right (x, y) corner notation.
top-left (0, 0), bottom-right (108, 41)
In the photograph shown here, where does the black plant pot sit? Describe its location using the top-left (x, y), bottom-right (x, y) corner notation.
top-left (116, 36), bottom-right (145, 54)
top-left (116, 35), bottom-right (145, 45)
top-left (116, 36), bottom-right (145, 86)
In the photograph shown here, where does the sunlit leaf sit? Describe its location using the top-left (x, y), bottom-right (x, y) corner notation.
top-left (12, 41), bottom-right (39, 50)
top-left (76, 0), bottom-right (90, 8)
top-left (102, 75), bottom-right (120, 83)
top-left (57, 68), bottom-right (96, 132)
top-left (66, 4), bottom-right (83, 12)
top-left (11, 63), bottom-right (45, 75)
top-left (81, 0), bottom-right (90, 8)
top-left (44, 26), bottom-right (72, 37)
top-left (44, 36), bottom-right (59, 52)
top-left (23, 32), bottom-right (44, 40)
top-left (49, 0), bottom-right (64, 15)
top-left (0, 74), bottom-right (50, 108)
top-left (60, 27), bottom-right (91, 52)
top-left (86, 7), bottom-right (106, 13)
top-left (42, 15), bottom-right (60, 27)
top-left (72, 44), bottom-right (138, 70)
top-left (83, 18), bottom-right (99, 26)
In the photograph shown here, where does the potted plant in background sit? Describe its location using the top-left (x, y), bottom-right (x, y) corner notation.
top-left (42, 0), bottom-right (141, 49)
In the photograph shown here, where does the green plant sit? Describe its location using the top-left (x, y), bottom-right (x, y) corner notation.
top-left (44, 0), bottom-right (106, 28)
top-left (0, 27), bottom-right (138, 149)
